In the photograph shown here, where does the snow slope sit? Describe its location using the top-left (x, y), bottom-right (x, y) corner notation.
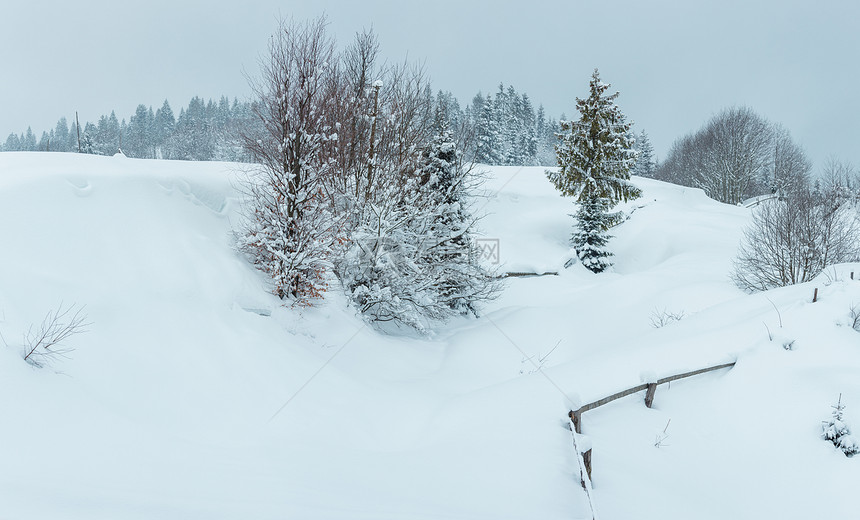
top-left (1, 153), bottom-right (858, 519)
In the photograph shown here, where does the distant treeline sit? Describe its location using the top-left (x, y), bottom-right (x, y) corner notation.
top-left (469, 84), bottom-right (559, 166)
top-left (2, 85), bottom-right (568, 166)
top-left (2, 96), bottom-right (258, 161)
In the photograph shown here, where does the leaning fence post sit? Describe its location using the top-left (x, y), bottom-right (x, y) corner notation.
top-left (570, 409), bottom-right (583, 434)
top-left (582, 448), bottom-right (592, 481)
top-left (813, 287), bottom-right (819, 303)
top-left (644, 383), bottom-right (657, 408)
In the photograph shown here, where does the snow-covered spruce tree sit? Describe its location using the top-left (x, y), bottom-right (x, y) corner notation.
top-left (519, 93), bottom-right (539, 166)
top-left (238, 16), bottom-right (341, 304)
top-left (333, 64), bottom-right (498, 332)
top-left (80, 132), bottom-right (95, 154)
top-left (414, 129), bottom-right (501, 316)
top-left (633, 130), bottom-right (656, 178)
top-left (474, 92), bottom-right (500, 165)
top-left (570, 196), bottom-right (614, 273)
top-left (822, 395), bottom-right (860, 457)
top-left (546, 69), bottom-right (641, 273)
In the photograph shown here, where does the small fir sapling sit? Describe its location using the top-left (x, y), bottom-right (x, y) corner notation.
top-left (822, 394), bottom-right (860, 457)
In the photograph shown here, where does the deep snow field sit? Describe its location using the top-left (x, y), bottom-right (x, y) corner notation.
top-left (1, 152), bottom-right (858, 520)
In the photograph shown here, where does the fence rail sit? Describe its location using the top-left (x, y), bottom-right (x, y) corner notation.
top-left (568, 360), bottom-right (736, 481)
top-left (501, 271), bottom-right (559, 278)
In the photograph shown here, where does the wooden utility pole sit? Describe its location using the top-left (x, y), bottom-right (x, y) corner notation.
top-left (76, 111), bottom-right (82, 153)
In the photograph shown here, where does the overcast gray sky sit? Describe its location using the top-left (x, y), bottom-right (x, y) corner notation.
top-left (2, 0), bottom-right (858, 167)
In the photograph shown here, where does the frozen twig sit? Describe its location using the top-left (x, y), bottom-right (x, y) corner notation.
top-left (766, 297), bottom-right (782, 328)
top-left (654, 419), bottom-right (671, 448)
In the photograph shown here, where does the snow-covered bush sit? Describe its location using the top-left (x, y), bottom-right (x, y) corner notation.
top-left (238, 17), bottom-right (342, 304)
top-left (733, 186), bottom-right (860, 292)
top-left (822, 394), bottom-right (860, 457)
top-left (338, 128), bottom-right (500, 333)
top-left (241, 20), bottom-right (499, 325)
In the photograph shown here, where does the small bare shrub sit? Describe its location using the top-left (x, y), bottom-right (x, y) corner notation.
top-left (850, 304), bottom-right (860, 332)
top-left (650, 308), bottom-right (686, 328)
top-left (733, 187), bottom-right (860, 292)
top-left (22, 304), bottom-right (91, 367)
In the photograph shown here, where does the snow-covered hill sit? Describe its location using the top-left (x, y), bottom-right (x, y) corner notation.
top-left (1, 152), bottom-right (858, 519)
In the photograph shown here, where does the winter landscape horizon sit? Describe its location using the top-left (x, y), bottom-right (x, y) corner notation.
top-left (3, 4), bottom-right (860, 519)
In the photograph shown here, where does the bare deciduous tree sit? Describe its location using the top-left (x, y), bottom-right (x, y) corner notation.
top-left (239, 16), bottom-right (342, 303)
top-left (820, 158), bottom-right (858, 199)
top-left (732, 186), bottom-right (860, 291)
top-left (240, 19), bottom-right (498, 329)
top-left (770, 125), bottom-right (811, 197)
top-left (656, 107), bottom-right (812, 205)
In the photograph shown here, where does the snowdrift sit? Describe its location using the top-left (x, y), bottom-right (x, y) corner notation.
top-left (1, 152), bottom-right (858, 519)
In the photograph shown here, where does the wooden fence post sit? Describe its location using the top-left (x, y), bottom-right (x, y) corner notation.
top-left (582, 448), bottom-right (592, 481)
top-left (566, 361), bottom-right (736, 486)
top-left (570, 409), bottom-right (582, 434)
top-left (644, 383), bottom-right (657, 408)
top-left (813, 288), bottom-right (819, 303)
top-left (565, 361), bottom-right (737, 486)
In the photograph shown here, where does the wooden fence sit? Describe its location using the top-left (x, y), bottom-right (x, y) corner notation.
top-left (568, 361), bottom-right (736, 480)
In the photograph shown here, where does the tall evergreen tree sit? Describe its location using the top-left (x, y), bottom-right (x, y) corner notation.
top-left (519, 93), bottom-right (538, 165)
top-left (502, 85), bottom-right (520, 165)
top-left (126, 104), bottom-right (154, 158)
top-left (474, 93), bottom-right (499, 164)
top-left (22, 127), bottom-right (37, 151)
top-left (417, 128), bottom-right (499, 316)
top-left (153, 100), bottom-right (175, 158)
top-left (80, 128), bottom-right (95, 154)
top-left (546, 69), bottom-right (640, 273)
top-left (54, 117), bottom-right (71, 152)
top-left (4, 133), bottom-right (21, 151)
top-left (634, 129), bottom-right (656, 178)
top-left (94, 111), bottom-right (121, 155)
top-left (38, 131), bottom-right (52, 151)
